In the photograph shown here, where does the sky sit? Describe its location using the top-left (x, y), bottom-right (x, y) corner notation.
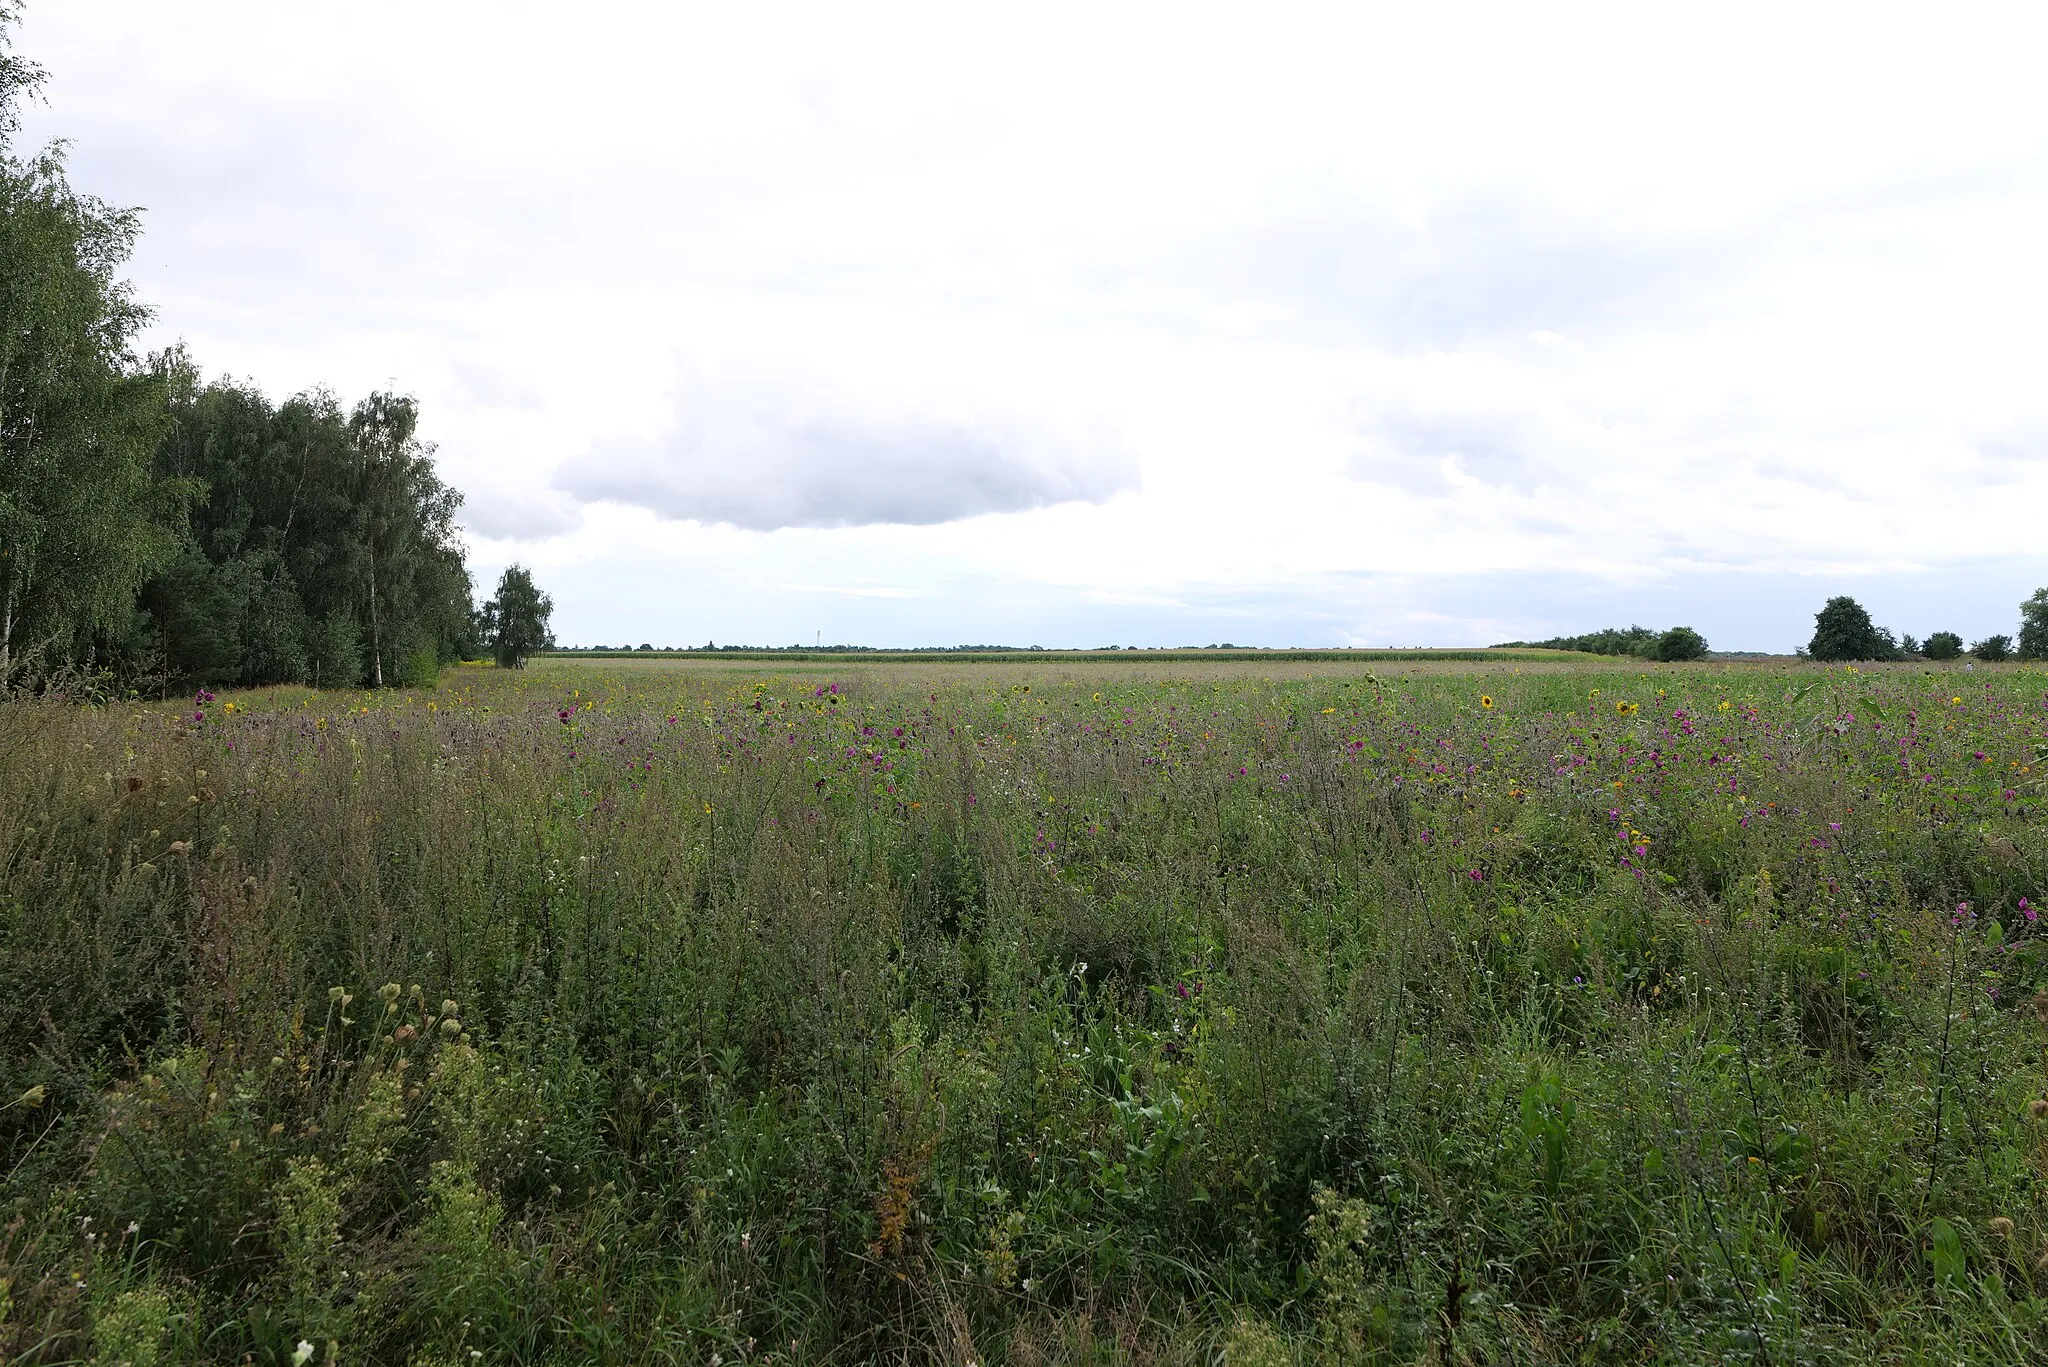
top-left (18, 2), bottom-right (2048, 651)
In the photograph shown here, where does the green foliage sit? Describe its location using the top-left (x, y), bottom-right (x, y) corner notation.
top-left (0, 18), bottom-right (469, 693)
top-left (1650, 624), bottom-right (1708, 661)
top-left (1495, 624), bottom-right (1658, 655)
top-left (145, 359), bottom-right (474, 689)
top-left (1493, 623), bottom-right (1708, 661)
top-left (1925, 630), bottom-right (1964, 660)
top-left (2021, 588), bottom-right (2048, 661)
top-left (482, 564), bottom-right (553, 669)
top-left (308, 610), bottom-right (363, 689)
top-left (1808, 595), bottom-right (1902, 661)
top-left (0, 14), bottom-right (195, 683)
top-left (1974, 634), bottom-right (2014, 663)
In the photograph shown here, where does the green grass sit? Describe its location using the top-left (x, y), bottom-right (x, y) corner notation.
top-left (3, 656), bottom-right (2047, 1363)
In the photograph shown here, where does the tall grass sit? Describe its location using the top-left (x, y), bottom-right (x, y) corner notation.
top-left (2, 659), bottom-right (2046, 1363)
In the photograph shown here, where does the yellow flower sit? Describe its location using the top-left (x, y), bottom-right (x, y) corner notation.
top-left (1717, 700), bottom-right (1732, 711)
top-left (1480, 695), bottom-right (1495, 709)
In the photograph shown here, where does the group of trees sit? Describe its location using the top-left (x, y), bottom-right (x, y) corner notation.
top-left (1493, 624), bottom-right (1710, 661)
top-left (1806, 592), bottom-right (2048, 663)
top-left (142, 359), bottom-right (479, 688)
top-left (0, 11), bottom-right (551, 690)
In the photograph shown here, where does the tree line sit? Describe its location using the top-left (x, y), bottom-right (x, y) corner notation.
top-left (1804, 592), bottom-right (2048, 663)
top-left (0, 11), bottom-right (550, 692)
top-left (1491, 624), bottom-right (1711, 661)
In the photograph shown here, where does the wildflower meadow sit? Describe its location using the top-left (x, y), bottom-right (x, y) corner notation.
top-left (3, 653), bottom-right (2047, 1363)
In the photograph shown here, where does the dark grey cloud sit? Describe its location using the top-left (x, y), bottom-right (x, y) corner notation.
top-left (558, 404), bottom-right (1135, 530)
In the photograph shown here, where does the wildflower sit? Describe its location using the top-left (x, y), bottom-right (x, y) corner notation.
top-left (1480, 695), bottom-right (1495, 709)
top-left (2023, 898), bottom-right (2037, 923)
top-left (379, 982), bottom-right (402, 1004)
top-left (292, 1343), bottom-right (315, 1367)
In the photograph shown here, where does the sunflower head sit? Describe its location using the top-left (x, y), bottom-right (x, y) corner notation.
top-left (1480, 695), bottom-right (1495, 710)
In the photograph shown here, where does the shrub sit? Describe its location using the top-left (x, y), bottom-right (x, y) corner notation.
top-left (1924, 631), bottom-right (1964, 660)
top-left (1650, 625), bottom-right (1708, 661)
top-left (1972, 634), bottom-right (2013, 662)
top-left (1808, 596), bottom-right (1900, 661)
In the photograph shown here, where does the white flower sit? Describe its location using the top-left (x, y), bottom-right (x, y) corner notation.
top-left (292, 1342), bottom-right (315, 1367)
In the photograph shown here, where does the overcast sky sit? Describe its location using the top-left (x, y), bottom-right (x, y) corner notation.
top-left (20, 2), bottom-right (2048, 649)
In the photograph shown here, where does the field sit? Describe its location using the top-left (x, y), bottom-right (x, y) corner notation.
top-left (3, 654), bottom-right (2047, 1364)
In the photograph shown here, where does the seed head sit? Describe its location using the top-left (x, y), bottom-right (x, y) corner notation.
top-left (379, 983), bottom-right (402, 1004)
top-left (440, 1017), bottom-right (462, 1038)
top-left (2030, 1099), bottom-right (2048, 1121)
top-left (1991, 1217), bottom-right (2016, 1239)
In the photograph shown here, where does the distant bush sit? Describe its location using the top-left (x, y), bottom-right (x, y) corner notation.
top-left (1808, 596), bottom-right (1901, 661)
top-left (1650, 626), bottom-right (1708, 661)
top-left (1923, 631), bottom-right (1963, 661)
top-left (1972, 634), bottom-right (2013, 662)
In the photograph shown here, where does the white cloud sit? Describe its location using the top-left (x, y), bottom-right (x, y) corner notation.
top-left (559, 370), bottom-right (1135, 530)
